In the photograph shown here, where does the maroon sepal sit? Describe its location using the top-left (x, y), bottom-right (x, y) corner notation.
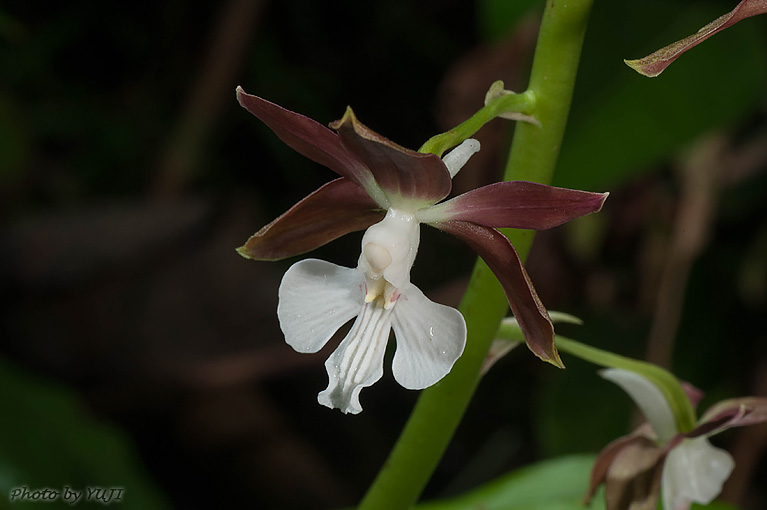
top-left (434, 220), bottom-right (561, 367)
top-left (331, 107), bottom-right (452, 209)
top-left (690, 397), bottom-right (767, 437)
top-left (237, 177), bottom-right (385, 261)
top-left (236, 87), bottom-right (386, 206)
top-left (625, 0), bottom-right (767, 77)
top-left (422, 181), bottom-right (608, 229)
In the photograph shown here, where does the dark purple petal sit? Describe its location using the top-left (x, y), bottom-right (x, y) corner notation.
top-left (236, 87), bottom-right (387, 206)
top-left (237, 177), bottom-right (385, 261)
top-left (688, 397), bottom-right (767, 437)
top-left (418, 181), bottom-right (608, 229)
top-left (330, 107), bottom-right (452, 208)
top-left (625, 0), bottom-right (767, 77)
top-left (434, 220), bottom-right (561, 367)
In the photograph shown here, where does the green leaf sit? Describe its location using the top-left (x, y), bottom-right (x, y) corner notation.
top-left (692, 501), bottom-right (740, 510)
top-left (416, 455), bottom-right (604, 510)
top-left (413, 454), bottom-right (740, 510)
top-left (0, 358), bottom-right (169, 509)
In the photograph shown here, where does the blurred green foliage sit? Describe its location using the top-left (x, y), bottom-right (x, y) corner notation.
top-left (0, 358), bottom-right (169, 509)
top-left (417, 454), bottom-right (738, 510)
top-left (418, 455), bottom-right (604, 510)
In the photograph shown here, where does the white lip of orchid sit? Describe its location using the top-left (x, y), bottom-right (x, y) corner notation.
top-left (318, 297), bottom-right (395, 414)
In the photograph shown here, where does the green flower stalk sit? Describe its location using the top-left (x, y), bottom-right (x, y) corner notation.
top-left (358, 1), bottom-right (595, 508)
top-left (234, 0), bottom-right (597, 508)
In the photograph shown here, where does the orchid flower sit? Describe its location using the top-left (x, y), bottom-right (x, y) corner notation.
top-left (235, 87), bottom-right (608, 414)
top-left (586, 368), bottom-right (767, 510)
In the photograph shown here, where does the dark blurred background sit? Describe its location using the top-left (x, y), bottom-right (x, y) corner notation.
top-left (1, 1), bottom-right (766, 509)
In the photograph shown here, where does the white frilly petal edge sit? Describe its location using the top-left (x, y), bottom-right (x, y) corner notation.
top-left (661, 437), bottom-right (735, 510)
top-left (391, 283), bottom-right (467, 390)
top-left (600, 368), bottom-right (679, 443)
top-left (318, 301), bottom-right (394, 414)
top-left (277, 258), bottom-right (364, 353)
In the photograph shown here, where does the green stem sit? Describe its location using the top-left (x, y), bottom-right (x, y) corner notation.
top-left (418, 88), bottom-right (536, 157)
top-left (554, 336), bottom-right (697, 432)
top-left (357, 2), bottom-right (594, 509)
top-left (491, 320), bottom-right (697, 437)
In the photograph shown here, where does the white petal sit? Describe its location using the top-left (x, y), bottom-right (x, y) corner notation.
top-left (277, 259), bottom-right (364, 354)
top-left (391, 284), bottom-right (467, 390)
top-left (662, 437), bottom-right (734, 510)
top-left (442, 138), bottom-right (480, 178)
top-left (601, 368), bottom-right (678, 443)
top-left (318, 301), bottom-right (394, 414)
